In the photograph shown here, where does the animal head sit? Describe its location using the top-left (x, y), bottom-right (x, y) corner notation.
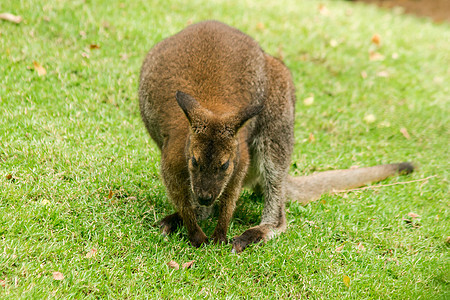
top-left (176, 91), bottom-right (263, 207)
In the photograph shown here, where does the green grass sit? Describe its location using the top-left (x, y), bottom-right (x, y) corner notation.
top-left (1, 0), bottom-right (449, 298)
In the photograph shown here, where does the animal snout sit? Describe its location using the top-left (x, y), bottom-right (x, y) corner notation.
top-left (197, 193), bottom-right (214, 206)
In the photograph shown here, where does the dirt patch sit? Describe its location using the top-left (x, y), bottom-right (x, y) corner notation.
top-left (355, 0), bottom-right (450, 23)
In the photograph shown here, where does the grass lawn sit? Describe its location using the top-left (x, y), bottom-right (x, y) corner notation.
top-left (1, 0), bottom-right (449, 298)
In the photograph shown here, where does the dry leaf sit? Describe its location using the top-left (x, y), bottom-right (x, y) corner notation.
top-left (371, 33), bottom-right (381, 46)
top-left (52, 272), bottom-right (64, 281)
top-left (90, 44), bottom-right (100, 50)
top-left (108, 190), bottom-right (113, 199)
top-left (81, 52), bottom-right (89, 58)
top-left (6, 174), bottom-right (12, 180)
top-left (408, 212), bottom-right (420, 219)
top-left (335, 245), bottom-right (344, 252)
top-left (364, 114), bottom-right (376, 124)
top-left (343, 275), bottom-right (350, 287)
top-left (361, 71), bottom-right (367, 79)
top-left (256, 22), bottom-right (265, 31)
top-left (0, 279), bottom-right (5, 287)
top-left (182, 260), bottom-right (195, 269)
top-left (303, 96), bottom-right (314, 106)
top-left (369, 51), bottom-right (385, 61)
top-left (446, 236), bottom-right (450, 244)
top-left (85, 248), bottom-right (97, 258)
top-left (0, 13), bottom-right (23, 24)
top-left (318, 4), bottom-right (330, 16)
top-left (357, 243), bottom-right (366, 252)
top-left (33, 61), bottom-right (47, 76)
top-left (400, 127), bottom-right (410, 139)
top-left (167, 260), bottom-right (179, 270)
top-left (308, 133), bottom-right (315, 143)
top-left (376, 71), bottom-right (389, 77)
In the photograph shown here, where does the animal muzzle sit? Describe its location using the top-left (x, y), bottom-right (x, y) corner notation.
top-left (196, 192), bottom-right (215, 207)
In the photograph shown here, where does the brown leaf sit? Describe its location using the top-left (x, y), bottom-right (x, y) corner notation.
top-left (308, 133), bottom-right (315, 143)
top-left (90, 44), bottom-right (100, 50)
top-left (108, 190), bottom-right (113, 199)
top-left (85, 248), bottom-right (97, 258)
top-left (361, 71), bottom-right (368, 79)
top-left (357, 242), bottom-right (366, 252)
top-left (400, 128), bottom-right (410, 139)
top-left (6, 174), bottom-right (12, 180)
top-left (343, 275), bottom-right (350, 287)
top-left (335, 245), bottom-right (344, 252)
top-left (408, 212), bottom-right (420, 219)
top-left (167, 260), bottom-right (179, 270)
top-left (369, 51), bottom-right (385, 61)
top-left (0, 279), bottom-right (5, 287)
top-left (182, 260), bottom-right (195, 269)
top-left (0, 13), bottom-right (23, 24)
top-left (33, 61), bottom-right (47, 76)
top-left (446, 236), bottom-right (450, 244)
top-left (318, 4), bottom-right (330, 16)
top-left (371, 33), bottom-right (381, 46)
top-left (256, 22), bottom-right (265, 31)
top-left (52, 272), bottom-right (64, 281)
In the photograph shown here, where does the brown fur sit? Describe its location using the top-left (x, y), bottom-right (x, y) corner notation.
top-left (138, 21), bottom-right (414, 252)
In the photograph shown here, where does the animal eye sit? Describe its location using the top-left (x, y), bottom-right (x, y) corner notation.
top-left (191, 156), bottom-right (198, 168)
top-left (221, 160), bottom-right (230, 171)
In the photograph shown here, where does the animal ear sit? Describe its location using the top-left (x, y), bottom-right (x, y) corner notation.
top-left (176, 91), bottom-right (201, 124)
top-left (235, 103), bottom-right (264, 131)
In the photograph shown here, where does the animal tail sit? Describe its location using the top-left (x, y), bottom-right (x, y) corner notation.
top-left (286, 162), bottom-right (414, 204)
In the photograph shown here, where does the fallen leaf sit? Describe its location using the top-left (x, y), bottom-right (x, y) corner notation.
top-left (6, 174), bottom-right (12, 180)
top-left (167, 260), bottom-right (179, 270)
top-left (182, 260), bottom-right (195, 269)
top-left (108, 190), bottom-right (113, 199)
top-left (364, 114), bottom-right (376, 124)
top-left (81, 52), bottom-right (90, 58)
top-left (0, 279), bottom-right (5, 287)
top-left (256, 22), bottom-right (265, 31)
top-left (0, 13), bottom-right (23, 24)
top-left (85, 248), bottom-right (97, 258)
top-left (318, 4), bottom-right (330, 16)
top-left (361, 71), bottom-right (367, 79)
top-left (33, 61), bottom-right (47, 76)
top-left (343, 275), bottom-right (350, 287)
top-left (303, 96), bottom-right (314, 106)
top-left (400, 127), bottom-right (410, 139)
top-left (369, 51), bottom-right (385, 61)
top-left (357, 243), bottom-right (366, 252)
top-left (79, 31), bottom-right (87, 37)
top-left (371, 33), bottom-right (381, 46)
top-left (376, 71), bottom-right (389, 77)
top-left (52, 272), bottom-right (64, 281)
top-left (90, 44), bottom-right (100, 50)
top-left (446, 236), bottom-right (450, 244)
top-left (408, 212), bottom-right (420, 219)
top-left (335, 245), bottom-right (344, 252)
top-left (308, 133), bottom-right (315, 143)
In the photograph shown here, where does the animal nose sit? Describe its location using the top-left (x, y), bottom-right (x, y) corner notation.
top-left (198, 193), bottom-right (214, 206)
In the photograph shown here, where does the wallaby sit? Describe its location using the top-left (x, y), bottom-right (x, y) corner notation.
top-left (138, 21), bottom-right (413, 252)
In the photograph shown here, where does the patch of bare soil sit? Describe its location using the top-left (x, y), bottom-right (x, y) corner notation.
top-left (355, 0), bottom-right (450, 23)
